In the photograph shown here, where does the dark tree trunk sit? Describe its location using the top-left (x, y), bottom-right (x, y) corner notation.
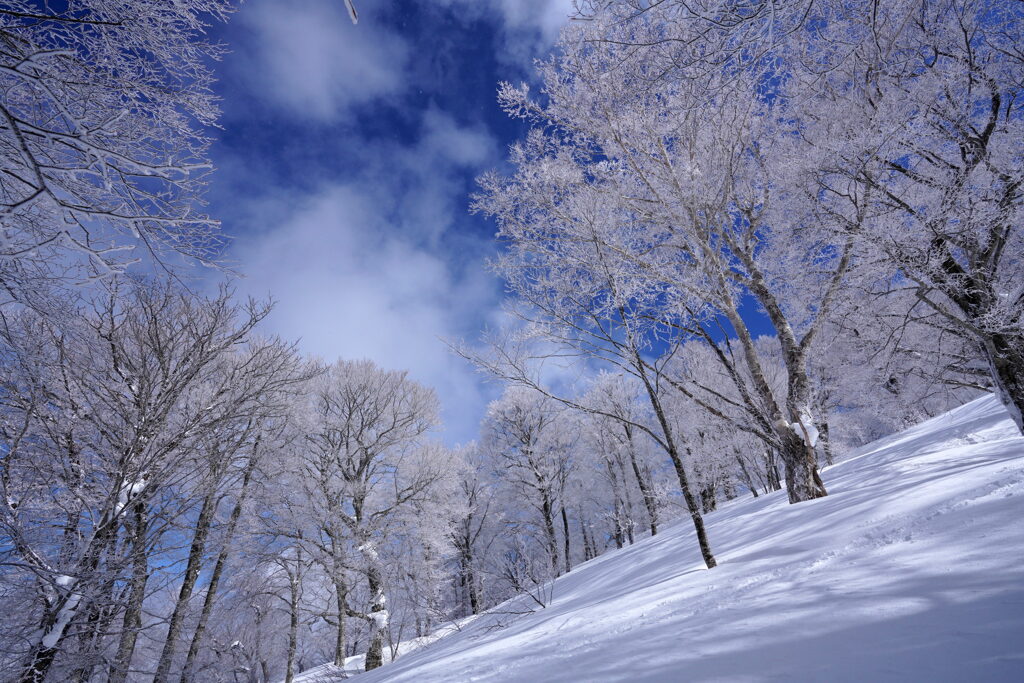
top-left (985, 331), bottom-right (1024, 434)
top-left (363, 567), bottom-right (387, 672)
top-left (613, 457), bottom-right (636, 544)
top-left (818, 421), bottom-right (836, 466)
top-left (777, 428), bottom-right (828, 504)
top-left (700, 484), bottom-right (717, 513)
top-left (332, 575), bottom-right (347, 667)
top-left (764, 450), bottom-right (782, 493)
top-left (735, 454), bottom-right (759, 498)
top-left (540, 491), bottom-right (560, 576)
top-left (579, 510), bottom-right (596, 561)
top-left (561, 506), bottom-right (572, 573)
top-left (635, 356), bottom-right (716, 569)
top-left (461, 554), bottom-right (480, 615)
top-left (624, 426), bottom-right (659, 536)
top-left (605, 458), bottom-right (627, 548)
top-left (181, 457), bottom-right (257, 683)
top-left (284, 563), bottom-right (299, 683)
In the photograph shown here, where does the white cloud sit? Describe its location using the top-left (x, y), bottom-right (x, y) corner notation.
top-left (228, 114), bottom-right (504, 444)
top-left (238, 0), bottom-right (409, 120)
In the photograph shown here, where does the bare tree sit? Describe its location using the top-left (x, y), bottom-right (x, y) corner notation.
top-left (285, 360), bottom-right (456, 672)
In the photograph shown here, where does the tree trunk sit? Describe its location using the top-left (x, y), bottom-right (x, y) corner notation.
top-left (700, 484), bottom-right (717, 513)
top-left (579, 510), bottom-right (596, 561)
top-left (19, 516), bottom-right (119, 683)
top-left (109, 502), bottom-right (150, 683)
top-left (460, 553), bottom-right (480, 615)
top-left (735, 454), bottom-right (759, 498)
top-left (539, 490), bottom-right (560, 576)
top-left (985, 331), bottom-right (1024, 435)
top-left (284, 562), bottom-right (299, 683)
top-left (561, 506), bottom-right (572, 573)
top-left (363, 567), bottom-right (387, 672)
top-left (777, 428), bottom-right (828, 504)
top-left (624, 426), bottom-right (659, 536)
top-left (613, 457), bottom-right (637, 544)
top-left (154, 492), bottom-right (219, 683)
top-left (635, 355), bottom-right (716, 568)
top-left (181, 457), bottom-right (257, 683)
top-left (333, 575), bottom-right (347, 667)
top-left (818, 421), bottom-right (836, 466)
top-left (764, 450), bottom-right (782, 492)
top-left (605, 459), bottom-right (626, 549)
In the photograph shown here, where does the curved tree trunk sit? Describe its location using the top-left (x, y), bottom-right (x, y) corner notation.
top-left (635, 354), bottom-right (716, 568)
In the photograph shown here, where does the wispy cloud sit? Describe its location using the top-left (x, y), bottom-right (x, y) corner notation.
top-left (224, 112), bottom-right (503, 443)
top-left (431, 0), bottom-right (575, 68)
top-left (210, 1), bottom-right (571, 443)
top-left (238, 0), bottom-right (409, 120)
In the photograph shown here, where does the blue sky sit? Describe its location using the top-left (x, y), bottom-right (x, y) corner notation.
top-left (203, 1), bottom-right (575, 444)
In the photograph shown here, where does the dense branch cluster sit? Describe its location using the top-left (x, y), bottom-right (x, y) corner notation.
top-left (0, 1), bottom-right (233, 305)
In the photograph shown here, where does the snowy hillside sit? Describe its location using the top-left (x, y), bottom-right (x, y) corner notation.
top-left (347, 394), bottom-right (1024, 682)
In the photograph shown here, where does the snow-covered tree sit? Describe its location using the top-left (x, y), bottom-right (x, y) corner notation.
top-left (0, 278), bottom-right (293, 682)
top-left (283, 359), bottom-right (457, 672)
top-left (0, 1), bottom-right (236, 306)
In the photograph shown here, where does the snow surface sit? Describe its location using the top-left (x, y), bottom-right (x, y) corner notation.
top-left (305, 394), bottom-right (1024, 682)
top-left (289, 622), bottom-right (470, 682)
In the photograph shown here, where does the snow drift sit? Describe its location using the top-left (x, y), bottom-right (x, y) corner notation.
top-left (325, 394), bottom-right (1023, 682)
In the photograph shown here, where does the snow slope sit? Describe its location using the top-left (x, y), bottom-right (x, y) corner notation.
top-left (352, 394), bottom-right (1024, 682)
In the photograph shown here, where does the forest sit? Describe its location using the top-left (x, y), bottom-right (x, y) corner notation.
top-left (0, 1), bottom-right (1021, 682)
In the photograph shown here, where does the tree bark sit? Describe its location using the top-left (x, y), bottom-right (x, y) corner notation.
top-left (984, 331), bottom-right (1024, 435)
top-left (332, 574), bottom-right (347, 667)
top-left (284, 561), bottom-right (299, 683)
top-left (777, 428), bottom-right (828, 504)
top-left (624, 425), bottom-right (658, 536)
top-left (363, 566), bottom-right (387, 671)
top-left (561, 506), bottom-right (572, 573)
top-left (540, 490), bottom-right (561, 576)
top-left (818, 421), bottom-right (836, 466)
top-left (700, 484), bottom-right (717, 513)
top-left (635, 355), bottom-right (716, 568)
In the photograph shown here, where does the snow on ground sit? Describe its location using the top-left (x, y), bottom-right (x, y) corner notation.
top-left (290, 621), bottom-right (474, 682)
top-left (349, 394), bottom-right (1024, 682)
